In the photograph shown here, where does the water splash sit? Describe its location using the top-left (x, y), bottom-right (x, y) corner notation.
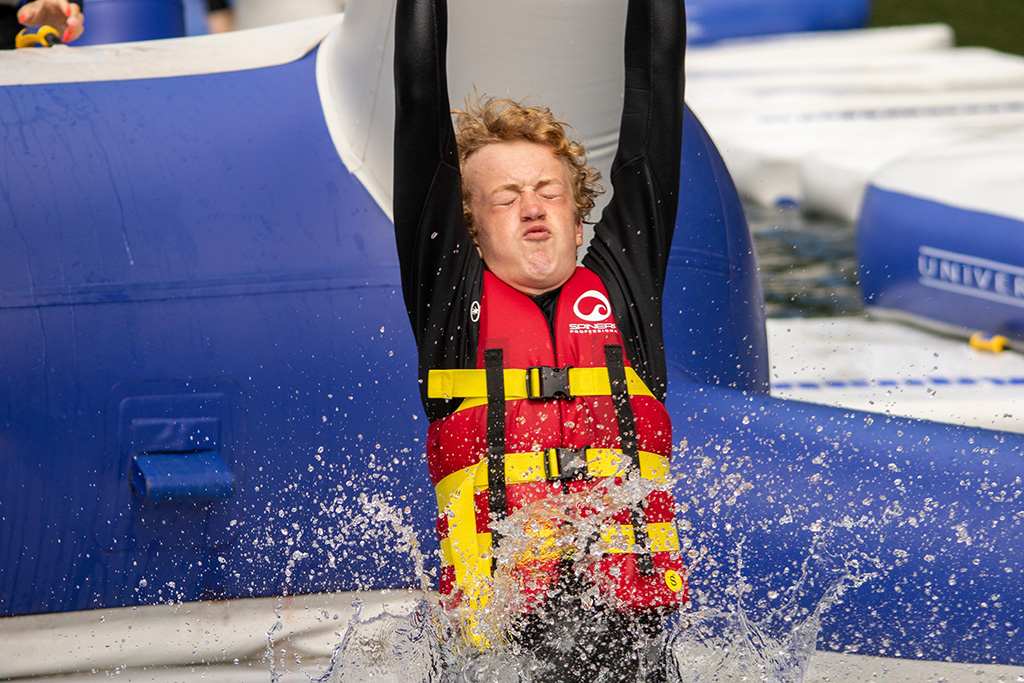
top-left (324, 599), bottom-right (448, 683)
top-left (311, 473), bottom-right (873, 682)
top-left (262, 491), bottom-right (432, 683)
top-left (319, 548), bottom-right (865, 683)
top-left (318, 472), bottom-right (683, 682)
top-left (271, 452), bottom-right (884, 682)
top-left (669, 540), bottom-right (876, 683)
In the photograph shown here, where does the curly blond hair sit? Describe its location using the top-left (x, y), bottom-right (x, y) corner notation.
top-left (454, 97), bottom-right (603, 236)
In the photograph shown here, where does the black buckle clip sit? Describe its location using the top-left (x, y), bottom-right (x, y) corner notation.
top-left (526, 365), bottom-right (573, 400)
top-left (544, 447), bottom-right (588, 481)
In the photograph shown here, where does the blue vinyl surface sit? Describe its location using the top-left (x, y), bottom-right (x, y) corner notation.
top-left (668, 380), bottom-right (1024, 666)
top-left (74, 0), bottom-right (186, 46)
top-left (686, 0), bottom-right (871, 45)
top-left (1, 49), bottom-right (430, 614)
top-left (666, 107), bottom-right (769, 394)
top-left (859, 185), bottom-right (1024, 342)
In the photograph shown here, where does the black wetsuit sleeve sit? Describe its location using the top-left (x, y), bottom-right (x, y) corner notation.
top-left (0, 8), bottom-right (20, 50)
top-left (394, 0), bottom-right (484, 422)
top-left (582, 0), bottom-right (686, 402)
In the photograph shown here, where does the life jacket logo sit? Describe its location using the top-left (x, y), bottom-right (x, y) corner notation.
top-left (570, 290), bottom-right (616, 334)
top-left (573, 290), bottom-right (611, 322)
top-left (470, 300), bottom-right (481, 323)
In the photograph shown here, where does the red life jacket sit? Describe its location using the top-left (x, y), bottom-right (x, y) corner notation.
top-left (426, 267), bottom-right (688, 619)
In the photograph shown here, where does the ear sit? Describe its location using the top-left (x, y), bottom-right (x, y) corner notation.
top-left (470, 229), bottom-right (485, 259)
top-left (575, 219), bottom-right (584, 247)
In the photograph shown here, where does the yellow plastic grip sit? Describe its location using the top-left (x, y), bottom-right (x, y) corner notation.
top-left (16, 25), bottom-right (62, 49)
top-left (969, 332), bottom-right (1009, 354)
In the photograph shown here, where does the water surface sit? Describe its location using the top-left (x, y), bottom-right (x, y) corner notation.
top-left (745, 203), bottom-right (862, 319)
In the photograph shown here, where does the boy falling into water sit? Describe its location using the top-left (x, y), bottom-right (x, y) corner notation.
top-left (393, 0), bottom-right (688, 679)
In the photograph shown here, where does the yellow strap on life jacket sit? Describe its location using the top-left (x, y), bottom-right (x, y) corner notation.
top-left (433, 448), bottom-right (669, 515)
top-left (598, 521), bottom-right (682, 553)
top-left (439, 521), bottom-right (681, 566)
top-left (444, 461), bottom-right (492, 612)
top-left (427, 366), bottom-right (654, 403)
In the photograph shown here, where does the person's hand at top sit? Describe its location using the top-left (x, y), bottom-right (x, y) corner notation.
top-left (17, 0), bottom-right (83, 44)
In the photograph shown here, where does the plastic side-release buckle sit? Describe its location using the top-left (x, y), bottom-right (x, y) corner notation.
top-left (526, 365), bottom-right (573, 400)
top-left (544, 446), bottom-right (588, 481)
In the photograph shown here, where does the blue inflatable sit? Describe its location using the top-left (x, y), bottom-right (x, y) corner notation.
top-left (686, 0), bottom-right (871, 45)
top-left (1, 2), bottom-right (1022, 674)
top-left (670, 383), bottom-right (1024, 665)
top-left (74, 0), bottom-right (186, 46)
top-left (1, 46), bottom-right (419, 613)
top-left (859, 135), bottom-right (1024, 344)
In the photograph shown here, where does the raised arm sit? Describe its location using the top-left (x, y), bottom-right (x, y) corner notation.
top-left (394, 0), bottom-right (483, 420)
top-left (583, 0), bottom-right (686, 399)
top-left (393, 0), bottom-right (462, 286)
top-left (611, 0), bottom-right (686, 200)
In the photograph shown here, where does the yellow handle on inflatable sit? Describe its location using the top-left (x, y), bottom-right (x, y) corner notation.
top-left (969, 332), bottom-right (1011, 354)
top-left (16, 25), bottom-right (63, 49)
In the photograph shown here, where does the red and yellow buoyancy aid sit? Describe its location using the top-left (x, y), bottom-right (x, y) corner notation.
top-left (426, 267), bottom-right (688, 623)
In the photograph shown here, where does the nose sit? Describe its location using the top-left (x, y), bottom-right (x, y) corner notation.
top-left (520, 191), bottom-right (545, 221)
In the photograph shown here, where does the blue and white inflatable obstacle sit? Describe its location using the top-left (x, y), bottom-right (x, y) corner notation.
top-left (685, 22), bottom-right (1024, 222)
top-left (859, 128), bottom-right (1024, 344)
top-left (1, 1), bottom-right (1023, 679)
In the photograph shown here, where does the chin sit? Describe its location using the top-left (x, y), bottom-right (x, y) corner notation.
top-left (524, 271), bottom-right (572, 294)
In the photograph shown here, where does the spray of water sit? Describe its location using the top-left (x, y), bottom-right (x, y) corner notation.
top-left (304, 462), bottom-right (871, 682)
top-left (254, 437), bottom-right (894, 683)
top-left (668, 535), bottom-right (877, 683)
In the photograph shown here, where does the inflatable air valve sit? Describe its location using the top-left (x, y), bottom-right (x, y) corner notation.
top-left (15, 25), bottom-right (62, 48)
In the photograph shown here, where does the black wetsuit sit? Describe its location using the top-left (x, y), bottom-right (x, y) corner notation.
top-left (394, 0), bottom-right (685, 424)
top-left (393, 0), bottom-right (685, 679)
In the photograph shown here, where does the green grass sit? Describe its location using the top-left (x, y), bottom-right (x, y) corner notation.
top-left (870, 0), bottom-right (1024, 55)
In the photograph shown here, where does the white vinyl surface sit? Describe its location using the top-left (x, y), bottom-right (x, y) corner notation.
top-left (768, 316), bottom-right (1024, 434)
top-left (0, 14), bottom-right (342, 86)
top-left (21, 621), bottom-right (1024, 682)
top-left (686, 24), bottom-right (1024, 222)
